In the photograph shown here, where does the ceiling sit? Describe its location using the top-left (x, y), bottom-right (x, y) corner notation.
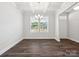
top-left (60, 3), bottom-right (79, 16)
top-left (15, 2), bottom-right (63, 13)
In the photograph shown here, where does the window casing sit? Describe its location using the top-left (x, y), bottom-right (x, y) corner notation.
top-left (30, 16), bottom-right (48, 32)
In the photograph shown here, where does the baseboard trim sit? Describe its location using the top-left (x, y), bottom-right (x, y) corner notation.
top-left (23, 37), bottom-right (55, 39)
top-left (0, 38), bottom-right (23, 55)
top-left (23, 37), bottom-right (60, 42)
top-left (60, 37), bottom-right (79, 43)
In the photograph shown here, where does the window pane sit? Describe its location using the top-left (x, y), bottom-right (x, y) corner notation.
top-left (31, 17), bottom-right (39, 32)
top-left (40, 17), bottom-right (48, 32)
top-left (30, 16), bottom-right (48, 32)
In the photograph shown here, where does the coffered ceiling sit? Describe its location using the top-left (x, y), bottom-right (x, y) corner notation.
top-left (15, 2), bottom-right (63, 13)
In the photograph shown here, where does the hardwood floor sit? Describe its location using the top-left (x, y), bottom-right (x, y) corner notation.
top-left (1, 39), bottom-right (79, 57)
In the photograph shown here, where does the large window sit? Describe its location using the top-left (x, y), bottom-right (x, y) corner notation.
top-left (30, 15), bottom-right (48, 32)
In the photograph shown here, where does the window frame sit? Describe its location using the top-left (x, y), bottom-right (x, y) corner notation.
top-left (30, 16), bottom-right (49, 33)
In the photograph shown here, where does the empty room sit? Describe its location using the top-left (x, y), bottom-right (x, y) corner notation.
top-left (0, 2), bottom-right (79, 57)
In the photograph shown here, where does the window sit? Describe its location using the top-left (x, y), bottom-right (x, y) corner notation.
top-left (30, 14), bottom-right (48, 32)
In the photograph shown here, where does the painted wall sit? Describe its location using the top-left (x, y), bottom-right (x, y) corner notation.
top-left (69, 11), bottom-right (79, 42)
top-left (23, 11), bottom-right (55, 39)
top-left (59, 16), bottom-right (68, 38)
top-left (0, 2), bottom-right (23, 55)
top-left (55, 2), bottom-right (75, 41)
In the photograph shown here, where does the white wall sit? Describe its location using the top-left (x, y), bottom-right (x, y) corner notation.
top-left (23, 11), bottom-right (55, 39)
top-left (0, 2), bottom-right (23, 55)
top-left (69, 11), bottom-right (79, 42)
top-left (56, 2), bottom-right (75, 41)
top-left (59, 16), bottom-right (68, 38)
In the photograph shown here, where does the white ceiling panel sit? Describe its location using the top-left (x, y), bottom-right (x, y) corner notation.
top-left (15, 2), bottom-right (63, 12)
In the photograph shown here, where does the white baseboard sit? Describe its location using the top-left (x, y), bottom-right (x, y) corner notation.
top-left (0, 38), bottom-right (23, 55)
top-left (60, 37), bottom-right (79, 43)
top-left (23, 37), bottom-right (60, 42)
top-left (54, 37), bottom-right (60, 42)
top-left (22, 37), bottom-right (55, 39)
top-left (67, 37), bottom-right (79, 43)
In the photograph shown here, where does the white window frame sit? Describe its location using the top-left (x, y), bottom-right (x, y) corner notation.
top-left (30, 16), bottom-right (49, 32)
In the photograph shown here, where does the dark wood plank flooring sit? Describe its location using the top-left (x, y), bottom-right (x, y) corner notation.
top-left (1, 39), bottom-right (79, 57)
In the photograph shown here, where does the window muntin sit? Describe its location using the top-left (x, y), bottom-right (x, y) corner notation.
top-left (30, 16), bottom-right (48, 32)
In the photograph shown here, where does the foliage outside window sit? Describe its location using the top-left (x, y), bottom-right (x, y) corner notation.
top-left (30, 15), bottom-right (48, 32)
